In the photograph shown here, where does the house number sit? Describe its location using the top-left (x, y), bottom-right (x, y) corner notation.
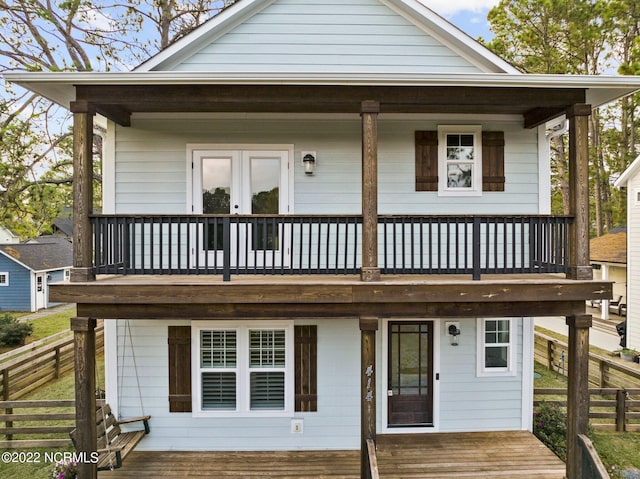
top-left (364, 364), bottom-right (374, 402)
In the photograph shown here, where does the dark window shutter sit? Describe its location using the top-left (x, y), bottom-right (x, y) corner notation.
top-left (168, 325), bottom-right (192, 412)
top-left (482, 131), bottom-right (505, 191)
top-left (294, 325), bottom-right (317, 412)
top-left (415, 131), bottom-right (438, 191)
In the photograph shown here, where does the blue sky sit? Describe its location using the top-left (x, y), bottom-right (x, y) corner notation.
top-left (419, 0), bottom-right (500, 41)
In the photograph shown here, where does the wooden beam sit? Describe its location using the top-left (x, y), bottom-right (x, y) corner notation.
top-left (565, 314), bottom-right (592, 479)
top-left (71, 317), bottom-right (97, 479)
top-left (523, 107), bottom-right (567, 129)
top-left (77, 300), bottom-right (590, 321)
top-left (53, 278), bottom-right (612, 305)
top-left (360, 317), bottom-right (378, 479)
top-left (567, 104), bottom-right (592, 280)
top-left (361, 101), bottom-right (380, 282)
top-left (75, 84), bottom-right (587, 116)
top-left (70, 102), bottom-right (95, 282)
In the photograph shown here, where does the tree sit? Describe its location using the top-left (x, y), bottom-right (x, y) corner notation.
top-left (0, 0), bottom-right (235, 238)
top-left (485, 0), bottom-right (635, 237)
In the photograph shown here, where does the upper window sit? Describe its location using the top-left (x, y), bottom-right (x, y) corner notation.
top-left (438, 125), bottom-right (482, 196)
top-left (635, 188), bottom-right (640, 206)
top-left (0, 273), bottom-right (8, 286)
top-left (477, 318), bottom-right (516, 377)
top-left (192, 321), bottom-right (293, 417)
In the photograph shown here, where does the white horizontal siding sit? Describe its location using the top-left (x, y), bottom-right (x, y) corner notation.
top-left (115, 319), bottom-right (361, 451)
top-left (113, 115), bottom-right (540, 216)
top-left (438, 318), bottom-right (525, 431)
top-left (628, 174), bottom-right (640, 350)
top-left (170, 0), bottom-right (482, 74)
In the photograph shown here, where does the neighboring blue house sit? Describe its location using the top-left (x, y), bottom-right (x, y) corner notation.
top-left (0, 239), bottom-right (72, 312)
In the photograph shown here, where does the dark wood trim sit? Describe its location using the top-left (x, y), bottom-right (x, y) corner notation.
top-left (567, 104), bottom-right (592, 280)
top-left (77, 300), bottom-right (590, 321)
top-left (74, 85), bottom-right (587, 126)
top-left (565, 314), bottom-right (592, 479)
top-left (360, 317), bottom-right (377, 479)
top-left (55, 278), bottom-right (611, 306)
top-left (294, 325), bottom-right (317, 412)
top-left (168, 326), bottom-right (191, 413)
top-left (361, 101), bottom-right (380, 282)
top-left (71, 109), bottom-right (95, 282)
top-left (71, 317), bottom-right (97, 479)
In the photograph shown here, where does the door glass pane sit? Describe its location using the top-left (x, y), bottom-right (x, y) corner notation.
top-left (202, 158), bottom-right (231, 251)
top-left (251, 158), bottom-right (280, 250)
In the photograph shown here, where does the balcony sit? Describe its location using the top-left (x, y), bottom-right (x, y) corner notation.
top-left (91, 214), bottom-right (572, 281)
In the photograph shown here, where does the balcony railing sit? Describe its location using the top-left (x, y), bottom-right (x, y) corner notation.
top-left (91, 214), bottom-right (572, 281)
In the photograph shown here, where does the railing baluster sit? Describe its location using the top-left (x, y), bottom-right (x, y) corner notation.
top-left (89, 214), bottom-right (573, 279)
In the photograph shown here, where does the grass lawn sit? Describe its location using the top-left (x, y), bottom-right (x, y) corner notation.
top-left (0, 353), bottom-right (104, 479)
top-left (534, 360), bottom-right (640, 478)
top-left (0, 305), bottom-right (76, 354)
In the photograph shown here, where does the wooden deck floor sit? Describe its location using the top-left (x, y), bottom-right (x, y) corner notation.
top-left (99, 431), bottom-right (565, 479)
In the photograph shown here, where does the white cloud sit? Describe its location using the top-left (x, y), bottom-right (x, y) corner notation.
top-left (418, 0), bottom-right (500, 17)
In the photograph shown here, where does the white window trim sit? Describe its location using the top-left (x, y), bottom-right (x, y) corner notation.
top-left (191, 320), bottom-right (294, 418)
top-left (477, 318), bottom-right (517, 377)
top-left (0, 272), bottom-right (8, 286)
top-left (437, 125), bottom-right (482, 197)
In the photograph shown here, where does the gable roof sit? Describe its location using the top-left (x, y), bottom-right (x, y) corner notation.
top-left (135, 0), bottom-right (519, 74)
top-left (614, 154), bottom-right (640, 187)
top-left (590, 228), bottom-right (627, 265)
top-left (0, 242), bottom-right (72, 272)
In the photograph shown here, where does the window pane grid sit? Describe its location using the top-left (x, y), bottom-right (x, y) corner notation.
top-left (483, 319), bottom-right (511, 370)
top-left (250, 330), bottom-right (286, 368)
top-left (201, 330), bottom-right (236, 368)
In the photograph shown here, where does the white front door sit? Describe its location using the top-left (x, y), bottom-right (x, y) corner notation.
top-left (35, 273), bottom-right (46, 310)
top-left (191, 148), bottom-right (291, 269)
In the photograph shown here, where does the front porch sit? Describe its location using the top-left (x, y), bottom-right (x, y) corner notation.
top-left (98, 431), bottom-right (565, 479)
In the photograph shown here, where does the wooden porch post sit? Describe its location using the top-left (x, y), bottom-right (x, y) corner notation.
top-left (70, 101), bottom-right (96, 282)
top-left (360, 317), bottom-right (378, 479)
top-left (71, 317), bottom-right (97, 479)
top-left (565, 314), bottom-right (592, 479)
top-left (361, 100), bottom-right (380, 282)
top-left (567, 104), bottom-right (592, 280)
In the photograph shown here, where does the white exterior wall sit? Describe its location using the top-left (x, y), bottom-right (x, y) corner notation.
top-left (168, 0), bottom-right (484, 74)
top-left (111, 115), bottom-right (541, 216)
top-left (111, 317), bottom-right (529, 451)
top-left (627, 175), bottom-right (640, 350)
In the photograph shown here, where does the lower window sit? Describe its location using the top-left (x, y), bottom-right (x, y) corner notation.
top-left (193, 321), bottom-right (293, 416)
top-left (477, 318), bottom-right (517, 377)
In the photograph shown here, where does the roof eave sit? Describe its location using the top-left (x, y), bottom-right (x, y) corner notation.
top-left (5, 71), bottom-right (640, 111)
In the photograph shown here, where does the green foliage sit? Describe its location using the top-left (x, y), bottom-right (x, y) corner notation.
top-left (0, 313), bottom-right (34, 346)
top-left (533, 402), bottom-right (567, 461)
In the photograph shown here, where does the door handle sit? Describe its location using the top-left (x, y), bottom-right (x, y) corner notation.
top-left (387, 390), bottom-right (393, 397)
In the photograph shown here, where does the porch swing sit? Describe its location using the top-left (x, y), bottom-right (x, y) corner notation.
top-left (70, 320), bottom-right (151, 471)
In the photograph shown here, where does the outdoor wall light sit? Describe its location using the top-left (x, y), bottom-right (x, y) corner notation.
top-left (302, 152), bottom-right (316, 176)
top-left (446, 322), bottom-right (461, 346)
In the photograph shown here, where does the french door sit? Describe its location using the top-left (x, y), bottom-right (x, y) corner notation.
top-left (192, 148), bottom-right (290, 268)
top-left (387, 321), bottom-right (434, 427)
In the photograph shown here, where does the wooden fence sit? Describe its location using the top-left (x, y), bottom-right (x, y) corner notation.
top-left (534, 332), bottom-right (640, 388)
top-left (0, 325), bottom-right (104, 401)
top-left (0, 400), bottom-right (75, 448)
top-left (534, 388), bottom-right (640, 432)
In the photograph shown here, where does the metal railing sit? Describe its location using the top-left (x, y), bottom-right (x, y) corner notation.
top-left (91, 214), bottom-right (572, 281)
